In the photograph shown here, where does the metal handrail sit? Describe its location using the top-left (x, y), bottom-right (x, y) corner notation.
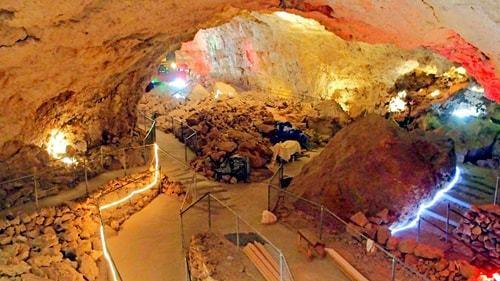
top-left (0, 143), bottom-right (156, 186)
top-left (267, 183), bottom-right (430, 281)
top-left (180, 192), bottom-right (294, 281)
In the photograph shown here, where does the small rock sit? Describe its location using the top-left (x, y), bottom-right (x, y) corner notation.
top-left (350, 212), bottom-right (368, 227)
top-left (261, 210), bottom-right (277, 225)
top-left (376, 226), bottom-right (390, 245)
top-left (414, 244), bottom-right (444, 259)
top-left (397, 238), bottom-right (417, 254)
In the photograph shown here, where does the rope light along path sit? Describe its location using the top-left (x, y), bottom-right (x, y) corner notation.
top-left (389, 167), bottom-right (461, 235)
top-left (98, 143), bottom-right (160, 281)
top-left (99, 143), bottom-right (160, 210)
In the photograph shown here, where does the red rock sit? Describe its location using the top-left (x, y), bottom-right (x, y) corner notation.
top-left (376, 208), bottom-right (390, 223)
top-left (350, 212), bottom-right (368, 227)
top-left (433, 259), bottom-right (448, 271)
top-left (397, 238), bottom-right (417, 254)
top-left (386, 237), bottom-right (400, 250)
top-left (414, 244), bottom-right (444, 259)
top-left (217, 141), bottom-right (237, 153)
top-left (457, 260), bottom-right (478, 278)
top-left (376, 226), bottom-right (390, 245)
top-left (404, 254), bottom-right (419, 267)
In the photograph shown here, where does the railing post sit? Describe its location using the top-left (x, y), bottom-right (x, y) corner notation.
top-left (267, 184), bottom-right (271, 211)
top-left (494, 176), bottom-right (499, 205)
top-left (123, 150), bottom-right (128, 176)
top-left (319, 205), bottom-right (324, 241)
top-left (84, 160), bottom-right (89, 196)
top-left (417, 217), bottom-right (421, 242)
top-left (391, 257), bottom-right (396, 281)
top-left (279, 253), bottom-right (284, 281)
top-left (208, 194), bottom-right (212, 230)
top-left (32, 169), bottom-right (39, 209)
top-left (100, 146), bottom-right (104, 169)
top-left (236, 216), bottom-right (240, 248)
top-left (180, 212), bottom-right (185, 251)
top-left (446, 203), bottom-right (450, 242)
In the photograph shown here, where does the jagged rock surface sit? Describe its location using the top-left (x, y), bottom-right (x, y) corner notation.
top-left (288, 114), bottom-right (456, 223)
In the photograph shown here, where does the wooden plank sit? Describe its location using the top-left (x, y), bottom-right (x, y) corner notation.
top-left (247, 243), bottom-right (279, 281)
top-left (325, 247), bottom-right (370, 281)
top-left (243, 244), bottom-right (278, 281)
top-left (254, 242), bottom-right (280, 277)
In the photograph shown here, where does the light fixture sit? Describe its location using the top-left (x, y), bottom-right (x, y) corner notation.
top-left (167, 78), bottom-right (187, 89)
top-left (388, 91), bottom-right (407, 112)
top-left (47, 129), bottom-right (77, 165)
top-left (99, 144), bottom-right (159, 210)
top-left (170, 62), bottom-right (177, 69)
top-left (389, 167), bottom-right (461, 234)
top-left (452, 107), bottom-right (480, 118)
top-left (430, 89), bottom-right (441, 97)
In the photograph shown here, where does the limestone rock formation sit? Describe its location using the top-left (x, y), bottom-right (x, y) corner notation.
top-left (288, 114), bottom-right (456, 223)
top-left (177, 12), bottom-right (469, 118)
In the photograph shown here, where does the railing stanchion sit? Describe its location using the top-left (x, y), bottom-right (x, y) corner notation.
top-left (319, 205), bottom-right (324, 241)
top-left (446, 203), bottom-right (450, 242)
top-left (267, 184), bottom-right (271, 211)
top-left (417, 217), bottom-right (421, 242)
top-left (236, 216), bottom-right (240, 248)
top-left (100, 146), bottom-right (104, 169)
top-left (391, 257), bottom-right (396, 281)
top-left (84, 160), bottom-right (89, 196)
top-left (208, 194), bottom-right (212, 230)
top-left (33, 169), bottom-right (39, 209)
top-left (279, 253), bottom-right (284, 281)
top-left (494, 176), bottom-right (499, 205)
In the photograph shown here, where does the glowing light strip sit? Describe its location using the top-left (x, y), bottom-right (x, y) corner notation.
top-left (97, 143), bottom-right (160, 280)
top-left (389, 167), bottom-right (461, 234)
top-left (99, 143), bottom-right (159, 211)
top-left (100, 224), bottom-right (120, 281)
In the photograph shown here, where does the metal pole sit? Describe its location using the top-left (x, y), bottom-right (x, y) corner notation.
top-left (267, 185), bottom-right (271, 211)
top-left (279, 253), bottom-right (284, 281)
top-left (446, 203), bottom-right (450, 242)
top-left (33, 172), bottom-right (39, 209)
top-left (84, 160), bottom-right (89, 196)
top-left (123, 151), bottom-right (128, 176)
top-left (100, 146), bottom-right (104, 169)
top-left (236, 216), bottom-right (240, 248)
top-left (180, 212), bottom-right (185, 250)
top-left (319, 206), bottom-right (324, 241)
top-left (391, 257), bottom-right (396, 281)
top-left (494, 176), bottom-right (499, 205)
top-left (417, 217), bottom-right (421, 242)
top-left (208, 195), bottom-right (212, 230)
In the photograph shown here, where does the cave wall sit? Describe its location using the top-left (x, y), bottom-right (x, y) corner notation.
top-left (176, 12), bottom-right (465, 118)
top-left (294, 0), bottom-right (500, 102)
top-left (0, 0), bottom-right (275, 160)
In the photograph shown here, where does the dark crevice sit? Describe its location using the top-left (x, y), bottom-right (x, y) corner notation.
top-left (421, 0), bottom-right (439, 23)
top-left (0, 27), bottom-right (40, 48)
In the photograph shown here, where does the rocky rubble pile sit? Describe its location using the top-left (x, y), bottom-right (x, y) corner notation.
top-left (0, 200), bottom-right (105, 281)
top-left (188, 232), bottom-right (256, 281)
top-left (455, 204), bottom-right (499, 266)
top-left (96, 172), bottom-right (185, 232)
top-left (140, 83), bottom-right (349, 182)
top-left (289, 114), bottom-right (456, 224)
top-left (347, 210), bottom-right (478, 281)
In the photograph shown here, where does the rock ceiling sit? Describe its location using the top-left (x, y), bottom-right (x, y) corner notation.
top-left (0, 0), bottom-right (498, 159)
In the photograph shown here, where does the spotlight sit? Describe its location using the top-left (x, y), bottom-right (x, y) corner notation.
top-left (452, 107), bottom-right (480, 118)
top-left (167, 78), bottom-right (187, 89)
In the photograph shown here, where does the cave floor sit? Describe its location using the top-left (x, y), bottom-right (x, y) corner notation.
top-left (106, 131), bottom-right (350, 281)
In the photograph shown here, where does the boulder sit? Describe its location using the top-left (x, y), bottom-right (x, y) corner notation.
top-left (397, 238), bottom-right (417, 254)
top-left (289, 114), bottom-right (456, 223)
top-left (261, 210), bottom-right (277, 225)
top-left (78, 254), bottom-right (99, 281)
top-left (350, 212), bottom-right (368, 227)
top-left (414, 244), bottom-right (444, 259)
top-left (376, 226), bottom-right (390, 245)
